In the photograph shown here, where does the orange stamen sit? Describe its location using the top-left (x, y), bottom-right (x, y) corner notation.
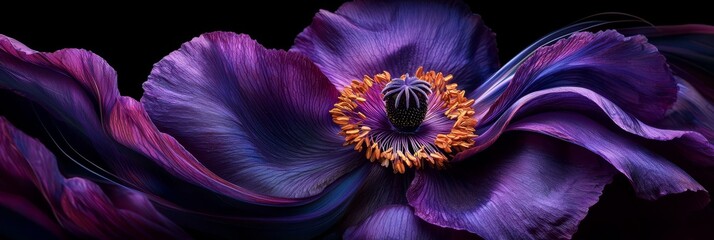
top-left (329, 67), bottom-right (477, 173)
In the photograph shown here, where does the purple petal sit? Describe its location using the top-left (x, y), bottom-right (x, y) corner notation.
top-left (0, 192), bottom-right (66, 238)
top-left (0, 34), bottom-right (372, 237)
top-left (0, 117), bottom-right (188, 239)
top-left (659, 78), bottom-right (714, 140)
top-left (408, 133), bottom-right (614, 239)
top-left (340, 165), bottom-right (412, 228)
top-left (622, 25), bottom-right (714, 140)
top-left (114, 91), bottom-right (382, 238)
top-left (344, 205), bottom-right (472, 240)
top-left (142, 32), bottom-right (363, 198)
top-left (0, 33), bottom-right (119, 119)
top-left (509, 112), bottom-right (707, 201)
top-left (292, 0), bottom-right (498, 92)
top-left (462, 85), bottom-right (714, 198)
top-left (0, 34), bottom-right (117, 142)
top-left (470, 21), bottom-right (609, 117)
top-left (108, 97), bottom-right (289, 203)
top-left (479, 30), bottom-right (676, 125)
top-left (467, 87), bottom-right (713, 157)
top-left (644, 25), bottom-right (714, 101)
top-left (0, 34), bottom-right (296, 205)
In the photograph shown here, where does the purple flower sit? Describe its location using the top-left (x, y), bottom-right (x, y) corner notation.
top-left (1, 1), bottom-right (714, 239)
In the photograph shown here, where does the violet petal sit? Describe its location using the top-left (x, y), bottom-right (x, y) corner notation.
top-left (292, 0), bottom-right (498, 93)
top-left (509, 112), bottom-right (707, 201)
top-left (408, 133), bottom-right (614, 239)
top-left (478, 30), bottom-right (676, 125)
top-left (142, 32), bottom-right (364, 198)
top-left (344, 205), bottom-right (472, 240)
top-left (0, 33), bottom-right (371, 238)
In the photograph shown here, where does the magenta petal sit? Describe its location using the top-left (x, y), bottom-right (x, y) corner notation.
top-left (0, 33), bottom-right (371, 237)
top-left (0, 34), bottom-right (300, 205)
top-left (0, 34), bottom-right (119, 126)
top-left (509, 112), bottom-right (707, 201)
top-left (408, 133), bottom-right (614, 239)
top-left (58, 178), bottom-right (185, 239)
top-left (142, 32), bottom-right (363, 198)
top-left (0, 117), bottom-right (188, 239)
top-left (480, 30), bottom-right (676, 125)
top-left (292, 0), bottom-right (499, 92)
top-left (0, 34), bottom-right (117, 149)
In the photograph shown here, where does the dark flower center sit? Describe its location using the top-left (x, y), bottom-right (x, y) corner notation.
top-left (382, 76), bottom-right (431, 132)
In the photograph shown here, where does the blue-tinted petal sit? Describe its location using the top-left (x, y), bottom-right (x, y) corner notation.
top-left (660, 78), bottom-right (714, 140)
top-left (0, 33), bottom-right (372, 238)
top-left (478, 30), bottom-right (676, 125)
top-left (622, 25), bottom-right (714, 140)
top-left (471, 21), bottom-right (610, 117)
top-left (0, 34), bottom-right (117, 139)
top-left (0, 34), bottom-right (292, 205)
top-left (142, 31), bottom-right (363, 198)
top-left (340, 165), bottom-right (412, 228)
top-left (292, 0), bottom-right (498, 92)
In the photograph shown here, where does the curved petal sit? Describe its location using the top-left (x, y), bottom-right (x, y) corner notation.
top-left (344, 205), bottom-right (473, 240)
top-left (480, 30), bottom-right (676, 125)
top-left (659, 78), bottom-right (714, 140)
top-left (292, 0), bottom-right (499, 92)
top-left (467, 87), bottom-right (714, 157)
top-left (340, 165), bottom-right (412, 228)
top-left (621, 25), bottom-right (714, 140)
top-left (0, 193), bottom-right (66, 239)
top-left (459, 85), bottom-right (714, 198)
top-left (509, 112), bottom-right (707, 201)
top-left (620, 24), bottom-right (714, 101)
top-left (471, 21), bottom-right (611, 117)
top-left (0, 117), bottom-right (188, 239)
top-left (57, 178), bottom-right (185, 239)
top-left (408, 133), bottom-right (614, 239)
top-left (0, 34), bottom-right (117, 140)
top-left (0, 33), bottom-right (372, 237)
top-left (0, 33), bottom-right (290, 205)
top-left (142, 32), bottom-right (363, 198)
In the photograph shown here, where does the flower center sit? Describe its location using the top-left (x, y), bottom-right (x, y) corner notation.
top-left (330, 67), bottom-right (477, 173)
top-left (382, 75), bottom-right (431, 132)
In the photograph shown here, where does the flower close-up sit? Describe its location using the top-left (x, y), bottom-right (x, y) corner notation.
top-left (1, 0), bottom-right (714, 239)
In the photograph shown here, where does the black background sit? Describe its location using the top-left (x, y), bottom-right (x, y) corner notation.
top-left (1, 1), bottom-right (714, 239)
